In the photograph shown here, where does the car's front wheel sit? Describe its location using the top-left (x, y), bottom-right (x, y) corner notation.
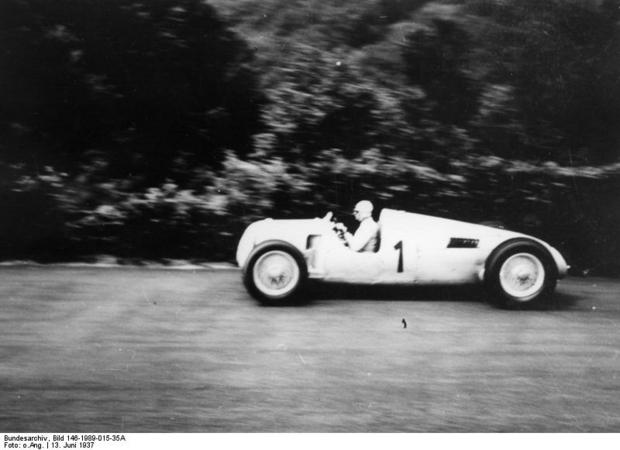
top-left (243, 242), bottom-right (308, 305)
top-left (485, 239), bottom-right (557, 309)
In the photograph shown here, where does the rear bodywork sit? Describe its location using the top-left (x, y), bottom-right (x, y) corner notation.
top-left (236, 209), bottom-right (568, 286)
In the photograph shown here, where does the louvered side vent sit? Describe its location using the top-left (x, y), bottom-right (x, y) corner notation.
top-left (447, 238), bottom-right (479, 248)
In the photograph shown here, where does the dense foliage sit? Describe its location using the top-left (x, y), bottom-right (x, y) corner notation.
top-left (1, 0), bottom-right (619, 273)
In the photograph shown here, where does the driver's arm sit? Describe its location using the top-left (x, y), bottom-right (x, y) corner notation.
top-left (345, 221), bottom-right (376, 252)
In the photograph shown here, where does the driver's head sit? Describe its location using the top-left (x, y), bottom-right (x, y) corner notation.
top-left (353, 200), bottom-right (373, 221)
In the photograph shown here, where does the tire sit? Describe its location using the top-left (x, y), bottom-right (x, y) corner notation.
top-left (242, 242), bottom-right (308, 306)
top-left (485, 239), bottom-right (557, 309)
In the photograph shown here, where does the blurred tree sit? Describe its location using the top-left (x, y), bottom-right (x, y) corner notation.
top-left (210, 0), bottom-right (430, 49)
top-left (257, 44), bottom-right (387, 160)
top-left (0, 0), bottom-right (619, 274)
top-left (0, 0), bottom-right (263, 184)
top-left (466, 0), bottom-right (620, 163)
top-left (402, 16), bottom-right (480, 125)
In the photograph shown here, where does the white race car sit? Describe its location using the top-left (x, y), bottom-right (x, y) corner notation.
top-left (236, 208), bottom-right (569, 308)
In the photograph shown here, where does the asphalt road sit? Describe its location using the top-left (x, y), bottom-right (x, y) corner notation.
top-left (0, 267), bottom-right (619, 432)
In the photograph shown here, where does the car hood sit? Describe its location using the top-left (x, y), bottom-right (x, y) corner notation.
top-left (236, 217), bottom-right (330, 267)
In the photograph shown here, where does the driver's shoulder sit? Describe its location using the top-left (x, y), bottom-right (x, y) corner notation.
top-left (360, 218), bottom-right (379, 232)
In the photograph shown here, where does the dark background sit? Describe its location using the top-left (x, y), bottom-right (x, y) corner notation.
top-left (1, 0), bottom-right (619, 274)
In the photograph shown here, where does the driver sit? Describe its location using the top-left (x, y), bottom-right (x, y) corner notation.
top-left (336, 200), bottom-right (379, 252)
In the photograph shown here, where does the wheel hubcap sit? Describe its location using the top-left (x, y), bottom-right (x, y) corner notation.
top-left (253, 251), bottom-right (300, 298)
top-left (499, 253), bottom-right (545, 301)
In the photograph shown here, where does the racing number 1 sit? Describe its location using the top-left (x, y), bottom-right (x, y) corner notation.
top-left (394, 240), bottom-right (403, 273)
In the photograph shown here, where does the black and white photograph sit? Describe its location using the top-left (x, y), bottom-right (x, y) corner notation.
top-left (1, 0), bottom-right (620, 437)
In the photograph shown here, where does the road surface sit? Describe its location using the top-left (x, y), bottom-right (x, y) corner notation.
top-left (0, 267), bottom-right (619, 432)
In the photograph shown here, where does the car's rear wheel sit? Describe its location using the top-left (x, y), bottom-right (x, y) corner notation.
top-left (485, 239), bottom-right (557, 309)
top-left (243, 243), bottom-right (307, 305)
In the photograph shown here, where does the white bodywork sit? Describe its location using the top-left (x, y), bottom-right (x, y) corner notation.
top-left (236, 209), bottom-right (568, 285)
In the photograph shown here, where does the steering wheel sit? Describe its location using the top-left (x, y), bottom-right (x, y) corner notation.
top-left (323, 211), bottom-right (348, 243)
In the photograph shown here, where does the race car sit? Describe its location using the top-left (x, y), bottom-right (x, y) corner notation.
top-left (236, 208), bottom-right (569, 308)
